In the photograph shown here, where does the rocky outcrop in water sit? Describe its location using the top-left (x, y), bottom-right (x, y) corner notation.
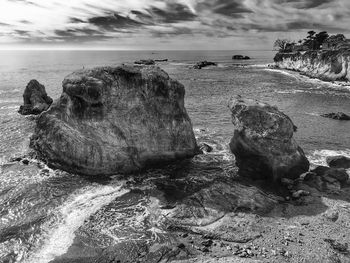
top-left (321, 112), bottom-right (350, 120)
top-left (134, 59), bottom-right (155, 65)
top-left (228, 96), bottom-right (309, 181)
top-left (193, 61), bottom-right (217, 69)
top-left (327, 156), bottom-right (350, 169)
top-left (30, 65), bottom-right (198, 176)
top-left (274, 50), bottom-right (350, 81)
top-left (18, 80), bottom-right (53, 115)
top-left (232, 55), bottom-right (250, 60)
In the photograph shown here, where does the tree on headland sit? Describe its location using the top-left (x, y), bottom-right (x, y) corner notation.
top-left (273, 39), bottom-right (294, 52)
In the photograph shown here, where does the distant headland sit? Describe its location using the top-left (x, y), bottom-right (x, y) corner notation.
top-left (272, 31), bottom-right (350, 82)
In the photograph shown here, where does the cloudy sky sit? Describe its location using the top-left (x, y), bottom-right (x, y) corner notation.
top-left (0, 0), bottom-right (349, 50)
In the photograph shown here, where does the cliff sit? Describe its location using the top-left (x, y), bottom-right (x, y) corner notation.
top-left (30, 65), bottom-right (198, 176)
top-left (274, 49), bottom-right (350, 81)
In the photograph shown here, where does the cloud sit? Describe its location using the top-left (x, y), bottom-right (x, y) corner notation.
top-left (0, 0), bottom-right (349, 49)
top-left (275, 0), bottom-right (333, 9)
top-left (199, 0), bottom-right (253, 17)
top-left (87, 13), bottom-right (143, 31)
top-left (146, 3), bottom-right (196, 23)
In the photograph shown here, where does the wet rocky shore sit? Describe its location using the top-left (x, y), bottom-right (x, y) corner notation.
top-left (11, 64), bottom-right (350, 263)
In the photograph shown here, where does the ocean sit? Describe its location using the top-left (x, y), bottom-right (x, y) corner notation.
top-left (0, 50), bottom-right (350, 262)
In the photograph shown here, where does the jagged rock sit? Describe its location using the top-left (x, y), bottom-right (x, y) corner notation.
top-left (18, 80), bottom-right (53, 115)
top-left (193, 61), bottom-right (217, 69)
top-left (155, 59), bottom-right (168, 62)
top-left (312, 166), bottom-right (349, 183)
top-left (30, 65), bottom-right (198, 176)
top-left (321, 112), bottom-right (350, 120)
top-left (326, 155), bottom-right (350, 169)
top-left (134, 59), bottom-right (155, 65)
top-left (232, 55), bottom-right (250, 60)
top-left (228, 96), bottom-right (309, 181)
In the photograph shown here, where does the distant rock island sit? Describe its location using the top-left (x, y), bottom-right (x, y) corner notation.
top-left (273, 32), bottom-right (350, 82)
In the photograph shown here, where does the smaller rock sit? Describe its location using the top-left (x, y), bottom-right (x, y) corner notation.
top-left (323, 210), bottom-right (339, 222)
top-left (321, 112), bottom-right (350, 121)
top-left (326, 156), bottom-right (350, 169)
top-left (299, 171), bottom-right (316, 181)
top-left (22, 159), bottom-right (30, 165)
top-left (325, 239), bottom-right (349, 253)
top-left (18, 79), bottom-right (53, 115)
top-left (200, 247), bottom-right (210, 252)
top-left (193, 61), bottom-right (217, 69)
top-left (177, 243), bottom-right (186, 249)
top-left (292, 190), bottom-right (310, 199)
top-left (154, 59), bottom-right (168, 62)
top-left (199, 143), bottom-right (213, 153)
top-left (10, 156), bottom-right (23, 162)
top-left (281, 178), bottom-right (294, 186)
top-left (134, 59), bottom-right (155, 65)
top-left (201, 239), bottom-right (213, 247)
top-left (232, 55), bottom-right (251, 60)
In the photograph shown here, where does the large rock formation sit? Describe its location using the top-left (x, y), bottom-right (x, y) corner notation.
top-left (30, 65), bottom-right (198, 175)
top-left (18, 79), bottom-right (53, 115)
top-left (228, 96), bottom-right (309, 181)
top-left (274, 50), bottom-right (350, 81)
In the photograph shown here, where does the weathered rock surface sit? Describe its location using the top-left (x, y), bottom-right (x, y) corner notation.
top-left (18, 79), bottom-right (53, 115)
top-left (228, 96), bottom-right (309, 181)
top-left (327, 155), bottom-right (350, 169)
top-left (134, 59), bottom-right (155, 65)
top-left (321, 112), bottom-right (350, 120)
top-left (274, 50), bottom-right (350, 81)
top-left (30, 65), bottom-right (198, 175)
top-left (232, 55), bottom-right (250, 60)
top-left (193, 61), bottom-right (217, 69)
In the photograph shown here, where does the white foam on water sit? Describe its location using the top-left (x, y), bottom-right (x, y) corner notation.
top-left (308, 149), bottom-right (350, 166)
top-left (25, 183), bottom-right (129, 263)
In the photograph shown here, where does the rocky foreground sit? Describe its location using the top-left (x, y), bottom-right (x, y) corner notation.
top-left (273, 49), bottom-right (350, 82)
top-left (21, 65), bottom-right (350, 263)
top-left (30, 65), bottom-right (198, 175)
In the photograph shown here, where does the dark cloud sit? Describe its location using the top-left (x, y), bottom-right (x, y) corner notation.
top-left (146, 3), bottom-right (196, 23)
top-left (69, 17), bottom-right (85, 23)
top-left (151, 27), bottom-right (193, 37)
top-left (275, 0), bottom-right (333, 9)
top-left (239, 20), bottom-right (343, 32)
top-left (88, 13), bottom-right (143, 30)
top-left (198, 0), bottom-right (253, 18)
top-left (19, 20), bottom-right (32, 24)
top-left (0, 22), bottom-right (10, 26)
top-left (14, 30), bottom-right (30, 36)
top-left (53, 28), bottom-right (113, 42)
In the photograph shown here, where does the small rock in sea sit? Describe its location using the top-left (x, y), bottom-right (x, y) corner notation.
top-left (193, 61), bottom-right (217, 69)
top-left (326, 155), bottom-right (350, 169)
top-left (199, 143), bottom-right (213, 153)
top-left (22, 159), bottom-right (30, 165)
top-left (232, 55), bottom-right (250, 60)
top-left (292, 190), bottom-right (310, 199)
top-left (321, 112), bottom-right (350, 121)
top-left (134, 59), bottom-right (155, 65)
top-left (181, 233), bottom-right (188, 238)
top-left (299, 171), bottom-right (316, 181)
top-left (200, 247), bottom-right (210, 252)
top-left (325, 239), bottom-right (349, 253)
top-left (177, 243), bottom-right (186, 249)
top-left (201, 239), bottom-right (213, 247)
top-left (10, 156), bottom-right (23, 162)
top-left (18, 79), bottom-right (53, 115)
top-left (323, 210), bottom-right (339, 222)
top-left (154, 59), bottom-right (168, 62)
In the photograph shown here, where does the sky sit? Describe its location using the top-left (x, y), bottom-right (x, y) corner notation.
top-left (0, 0), bottom-right (349, 50)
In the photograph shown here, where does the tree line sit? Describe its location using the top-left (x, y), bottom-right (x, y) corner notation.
top-left (274, 31), bottom-right (329, 52)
